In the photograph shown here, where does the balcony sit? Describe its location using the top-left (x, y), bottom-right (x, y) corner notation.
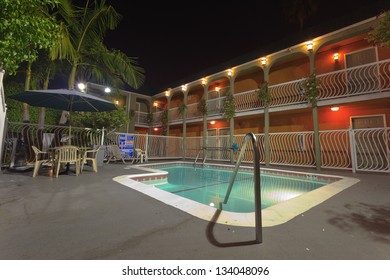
top-left (135, 59), bottom-right (390, 127)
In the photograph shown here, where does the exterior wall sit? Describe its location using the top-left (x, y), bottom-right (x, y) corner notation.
top-left (269, 109), bottom-right (313, 132)
top-left (235, 115), bottom-right (264, 134)
top-left (270, 55), bottom-right (309, 84)
top-left (234, 70), bottom-right (263, 93)
top-left (135, 127), bottom-right (148, 134)
top-left (318, 98), bottom-right (390, 130)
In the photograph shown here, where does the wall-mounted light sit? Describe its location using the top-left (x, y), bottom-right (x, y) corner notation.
top-left (114, 100), bottom-right (119, 105)
top-left (306, 41), bottom-right (314, 52)
top-left (165, 90), bottom-right (169, 97)
top-left (154, 128), bottom-right (159, 131)
top-left (153, 101), bottom-right (158, 107)
top-left (77, 83), bottom-right (86, 92)
top-left (331, 106), bottom-right (339, 111)
top-left (201, 78), bottom-right (207, 85)
top-left (227, 69), bottom-right (233, 76)
top-left (210, 120), bottom-right (216, 125)
top-left (261, 57), bottom-right (267, 66)
top-left (104, 87), bottom-right (111, 93)
top-left (333, 53), bottom-right (339, 62)
top-left (181, 85), bottom-right (187, 91)
top-left (215, 87), bottom-right (220, 92)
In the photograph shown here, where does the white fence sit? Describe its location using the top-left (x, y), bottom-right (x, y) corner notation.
top-left (2, 121), bottom-right (389, 173)
top-left (0, 70), bottom-right (6, 164)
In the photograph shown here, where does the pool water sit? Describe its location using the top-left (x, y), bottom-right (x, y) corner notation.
top-left (153, 165), bottom-right (328, 213)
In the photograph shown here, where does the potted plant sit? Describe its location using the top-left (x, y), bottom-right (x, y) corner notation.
top-left (257, 81), bottom-right (271, 106)
top-left (146, 112), bottom-right (153, 126)
top-left (197, 99), bottom-right (208, 116)
top-left (223, 93), bottom-right (235, 119)
top-left (302, 73), bottom-right (321, 107)
top-left (160, 109), bottom-right (168, 135)
top-left (177, 103), bottom-right (187, 117)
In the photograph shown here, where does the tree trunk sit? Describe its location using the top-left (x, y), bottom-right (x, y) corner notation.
top-left (22, 62), bottom-right (32, 123)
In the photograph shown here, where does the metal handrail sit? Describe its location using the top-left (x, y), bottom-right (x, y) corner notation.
top-left (222, 132), bottom-right (262, 243)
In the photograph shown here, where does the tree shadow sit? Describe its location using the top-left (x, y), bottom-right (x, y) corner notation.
top-left (205, 205), bottom-right (261, 248)
top-left (328, 202), bottom-right (390, 243)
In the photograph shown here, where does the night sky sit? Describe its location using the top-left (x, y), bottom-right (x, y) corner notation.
top-left (102, 0), bottom-right (388, 95)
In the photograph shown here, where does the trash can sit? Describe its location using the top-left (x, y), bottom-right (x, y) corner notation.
top-left (95, 145), bottom-right (106, 167)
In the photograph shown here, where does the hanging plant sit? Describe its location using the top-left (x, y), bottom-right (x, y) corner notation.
top-left (177, 103), bottom-right (187, 117)
top-left (160, 109), bottom-right (168, 135)
top-left (129, 109), bottom-right (136, 121)
top-left (302, 73), bottom-right (321, 107)
top-left (197, 99), bottom-right (208, 115)
top-left (146, 112), bottom-right (153, 126)
top-left (257, 81), bottom-right (271, 107)
top-left (223, 93), bottom-right (235, 120)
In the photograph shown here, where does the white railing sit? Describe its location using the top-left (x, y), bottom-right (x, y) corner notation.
top-left (318, 59), bottom-right (390, 99)
top-left (134, 111), bottom-right (148, 126)
top-left (235, 89), bottom-right (263, 112)
top-left (207, 96), bottom-right (225, 116)
top-left (152, 111), bottom-right (163, 125)
top-left (320, 130), bottom-right (351, 169)
top-left (351, 128), bottom-right (390, 172)
top-left (147, 134), bottom-right (182, 159)
top-left (269, 79), bottom-right (306, 107)
top-left (186, 103), bottom-right (202, 120)
top-left (168, 107), bottom-right (182, 123)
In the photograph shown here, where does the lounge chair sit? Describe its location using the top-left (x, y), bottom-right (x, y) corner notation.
top-left (106, 145), bottom-right (126, 164)
top-left (132, 148), bottom-right (147, 163)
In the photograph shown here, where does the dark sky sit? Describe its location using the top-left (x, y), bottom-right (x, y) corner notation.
top-left (103, 0), bottom-right (389, 95)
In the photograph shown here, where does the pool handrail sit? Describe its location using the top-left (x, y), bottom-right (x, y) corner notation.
top-left (222, 132), bottom-right (263, 243)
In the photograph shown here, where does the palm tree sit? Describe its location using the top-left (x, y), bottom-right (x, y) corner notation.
top-left (282, 0), bottom-right (319, 32)
top-left (51, 0), bottom-right (145, 90)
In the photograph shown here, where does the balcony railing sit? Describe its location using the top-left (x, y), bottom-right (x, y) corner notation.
top-left (140, 59), bottom-right (389, 127)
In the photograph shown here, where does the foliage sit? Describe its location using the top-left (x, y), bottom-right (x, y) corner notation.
top-left (4, 80), bottom-right (61, 124)
top-left (146, 112), bottom-right (154, 126)
top-left (160, 109), bottom-right (169, 136)
top-left (71, 106), bottom-right (127, 131)
top-left (367, 11), bottom-right (390, 48)
top-left (54, 0), bottom-right (145, 90)
top-left (0, 0), bottom-right (60, 74)
top-left (197, 99), bottom-right (208, 115)
top-left (129, 109), bottom-right (136, 121)
top-left (302, 73), bottom-right (320, 107)
top-left (177, 104), bottom-right (187, 116)
top-left (223, 93), bottom-right (235, 120)
top-left (257, 81), bottom-right (271, 106)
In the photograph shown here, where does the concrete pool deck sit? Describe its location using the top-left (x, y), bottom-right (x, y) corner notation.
top-left (0, 160), bottom-right (389, 260)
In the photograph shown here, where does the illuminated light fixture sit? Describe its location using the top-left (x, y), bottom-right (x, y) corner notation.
top-left (333, 53), bottom-right (339, 61)
top-left (209, 202), bottom-right (215, 207)
top-left (201, 78), bottom-right (207, 85)
top-left (210, 120), bottom-right (216, 125)
top-left (181, 85), bottom-right (187, 91)
top-left (331, 106), bottom-right (339, 111)
top-left (227, 69), bottom-right (233, 76)
top-left (153, 101), bottom-right (158, 107)
top-left (306, 41), bottom-right (314, 52)
top-left (261, 57), bottom-right (267, 66)
top-left (154, 128), bottom-right (158, 131)
top-left (215, 87), bottom-right (220, 92)
top-left (104, 87), bottom-right (111, 93)
top-left (114, 100), bottom-right (119, 105)
top-left (77, 83), bottom-right (86, 92)
top-left (165, 90), bottom-right (169, 97)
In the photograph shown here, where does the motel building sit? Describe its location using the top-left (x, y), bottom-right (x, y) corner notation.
top-left (89, 15), bottom-right (390, 173)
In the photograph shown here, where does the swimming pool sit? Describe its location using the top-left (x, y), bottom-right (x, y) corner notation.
top-left (113, 162), bottom-right (360, 227)
top-left (152, 165), bottom-right (328, 212)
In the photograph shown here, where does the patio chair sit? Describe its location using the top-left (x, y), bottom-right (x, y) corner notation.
top-left (80, 145), bottom-right (101, 172)
top-left (53, 145), bottom-right (81, 178)
top-left (106, 145), bottom-right (126, 164)
top-left (32, 146), bottom-right (52, 177)
top-left (132, 148), bottom-right (147, 163)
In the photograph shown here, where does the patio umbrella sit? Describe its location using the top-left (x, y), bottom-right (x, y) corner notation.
top-left (10, 88), bottom-right (117, 144)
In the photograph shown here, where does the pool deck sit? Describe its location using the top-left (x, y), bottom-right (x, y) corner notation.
top-left (0, 160), bottom-right (389, 260)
